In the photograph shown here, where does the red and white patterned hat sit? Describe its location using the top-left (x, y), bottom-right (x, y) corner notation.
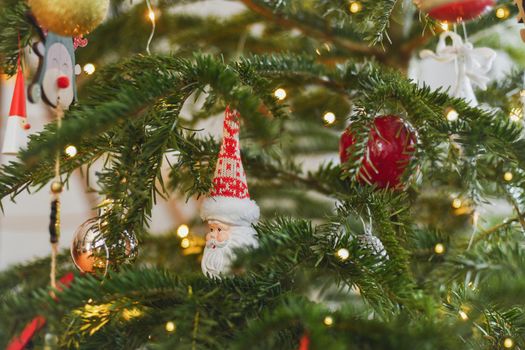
top-left (200, 106), bottom-right (260, 226)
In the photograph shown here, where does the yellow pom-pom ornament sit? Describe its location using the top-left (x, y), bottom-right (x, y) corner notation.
top-left (28, 0), bottom-right (109, 36)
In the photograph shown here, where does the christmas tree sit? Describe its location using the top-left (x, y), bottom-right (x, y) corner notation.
top-left (2, 0), bottom-right (525, 348)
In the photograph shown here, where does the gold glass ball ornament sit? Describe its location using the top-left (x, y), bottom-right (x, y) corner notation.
top-left (71, 218), bottom-right (138, 275)
top-left (28, 0), bottom-right (110, 36)
top-left (50, 181), bottom-right (63, 194)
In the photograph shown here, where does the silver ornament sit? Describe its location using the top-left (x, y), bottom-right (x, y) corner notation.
top-left (70, 218), bottom-right (138, 274)
top-left (356, 234), bottom-right (389, 261)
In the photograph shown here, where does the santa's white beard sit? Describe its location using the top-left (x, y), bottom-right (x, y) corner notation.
top-left (201, 226), bottom-right (258, 277)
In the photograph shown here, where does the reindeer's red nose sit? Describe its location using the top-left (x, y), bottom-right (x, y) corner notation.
top-left (57, 76), bottom-right (70, 89)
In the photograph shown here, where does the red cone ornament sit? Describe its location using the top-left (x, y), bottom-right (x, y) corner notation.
top-left (6, 273), bottom-right (74, 350)
top-left (340, 116), bottom-right (417, 189)
top-left (297, 333), bottom-right (310, 350)
top-left (2, 59), bottom-right (30, 155)
top-left (414, 0), bottom-right (495, 22)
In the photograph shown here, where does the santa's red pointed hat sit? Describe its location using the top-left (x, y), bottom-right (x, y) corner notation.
top-left (2, 60), bottom-right (29, 155)
top-left (200, 106), bottom-right (260, 226)
top-left (9, 65), bottom-right (26, 118)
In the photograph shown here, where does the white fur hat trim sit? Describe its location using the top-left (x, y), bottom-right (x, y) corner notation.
top-left (201, 196), bottom-right (260, 226)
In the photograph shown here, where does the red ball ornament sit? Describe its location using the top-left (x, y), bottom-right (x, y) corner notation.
top-left (339, 115), bottom-right (417, 189)
top-left (414, 0), bottom-right (495, 22)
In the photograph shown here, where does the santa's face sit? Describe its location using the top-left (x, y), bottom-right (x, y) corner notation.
top-left (201, 221), bottom-right (258, 277)
top-left (205, 220), bottom-right (231, 249)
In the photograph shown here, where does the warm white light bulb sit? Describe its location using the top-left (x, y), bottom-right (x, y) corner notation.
top-left (504, 337), bottom-right (514, 348)
top-left (148, 10), bottom-right (156, 22)
top-left (165, 321), bottom-right (176, 332)
top-left (177, 224), bottom-right (189, 238)
top-left (323, 316), bottom-right (334, 326)
top-left (504, 172), bottom-right (513, 182)
top-left (65, 145), bottom-right (78, 158)
top-left (434, 243), bottom-right (445, 255)
top-left (83, 63), bottom-right (96, 75)
top-left (349, 1), bottom-right (362, 13)
top-left (274, 88), bottom-right (287, 101)
top-left (181, 238), bottom-right (190, 248)
top-left (323, 112), bottom-right (336, 125)
top-left (446, 109), bottom-right (459, 122)
top-left (337, 248), bottom-right (350, 261)
top-left (495, 6), bottom-right (509, 19)
top-left (451, 198), bottom-right (462, 209)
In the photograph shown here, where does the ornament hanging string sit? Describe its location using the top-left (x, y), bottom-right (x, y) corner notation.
top-left (467, 210), bottom-right (480, 250)
top-left (145, 0), bottom-right (156, 55)
top-left (17, 31), bottom-right (21, 67)
top-left (461, 21), bottom-right (468, 42)
top-left (49, 100), bottom-right (64, 292)
top-left (359, 206), bottom-right (374, 237)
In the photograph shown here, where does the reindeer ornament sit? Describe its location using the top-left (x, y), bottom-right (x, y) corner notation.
top-left (28, 29), bottom-right (80, 109)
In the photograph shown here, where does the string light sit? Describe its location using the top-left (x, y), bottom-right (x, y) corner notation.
top-left (274, 88), bottom-right (287, 101)
top-left (510, 108), bottom-right (522, 122)
top-left (458, 310), bottom-right (469, 321)
top-left (83, 63), bottom-right (96, 75)
top-left (336, 248), bottom-right (350, 261)
top-left (323, 316), bottom-right (334, 326)
top-left (315, 48), bottom-right (322, 55)
top-left (165, 321), bottom-right (176, 332)
top-left (504, 171), bottom-right (513, 182)
top-left (177, 224), bottom-right (189, 238)
top-left (323, 112), bottom-right (336, 125)
top-left (65, 145), bottom-right (77, 158)
top-left (145, 0), bottom-right (156, 55)
top-left (181, 238), bottom-right (190, 249)
top-left (452, 198), bottom-right (462, 209)
top-left (434, 243), bottom-right (445, 255)
top-left (446, 108), bottom-right (459, 122)
top-left (440, 21), bottom-right (449, 31)
top-left (148, 9), bottom-right (156, 22)
top-left (349, 1), bottom-right (362, 13)
top-left (495, 6), bottom-right (510, 19)
top-left (503, 337), bottom-right (514, 349)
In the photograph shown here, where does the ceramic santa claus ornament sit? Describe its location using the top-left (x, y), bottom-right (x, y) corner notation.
top-left (2, 59), bottom-right (30, 155)
top-left (200, 106), bottom-right (259, 278)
